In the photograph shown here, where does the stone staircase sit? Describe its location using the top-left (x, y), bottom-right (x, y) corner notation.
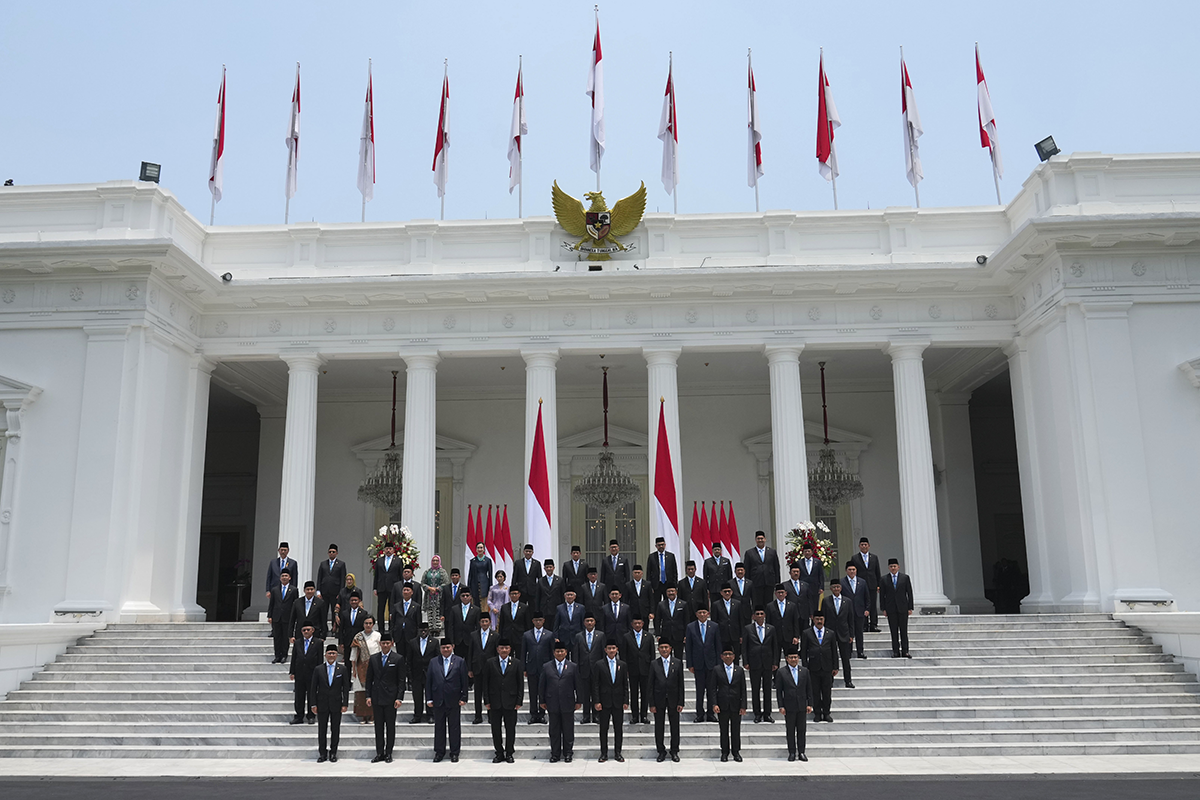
top-left (1, 614), bottom-right (1199, 759)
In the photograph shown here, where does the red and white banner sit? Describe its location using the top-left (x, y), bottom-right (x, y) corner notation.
top-left (285, 63), bottom-right (300, 200)
top-left (653, 399), bottom-right (682, 563)
top-left (208, 67), bottom-right (226, 203)
top-left (816, 53), bottom-right (840, 182)
top-left (433, 68), bottom-right (450, 198)
top-left (747, 55), bottom-right (763, 188)
top-left (465, 504), bottom-right (477, 577)
top-left (727, 502), bottom-right (741, 557)
top-left (691, 502), bottom-right (709, 563)
top-left (658, 57), bottom-right (678, 195)
top-left (901, 56), bottom-right (923, 188)
top-left (976, 45), bottom-right (1003, 179)
top-left (357, 63), bottom-right (375, 202)
top-left (586, 12), bottom-right (605, 175)
top-left (717, 501), bottom-right (730, 558)
top-left (525, 400), bottom-right (554, 566)
top-left (485, 505), bottom-right (496, 563)
top-left (499, 505), bottom-right (515, 578)
top-left (508, 62), bottom-right (526, 193)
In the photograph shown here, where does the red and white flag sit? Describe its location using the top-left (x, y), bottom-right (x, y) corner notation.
top-left (976, 45), bottom-right (1003, 179)
top-left (485, 505), bottom-right (496, 563)
top-left (901, 55), bottom-right (924, 189)
top-left (499, 505), bottom-right (515, 578)
top-left (747, 54), bottom-right (763, 188)
top-left (690, 503), bottom-right (703, 564)
top-left (717, 501), bottom-right (730, 558)
top-left (653, 399), bottom-right (682, 563)
top-left (285, 63), bottom-right (301, 201)
top-left (433, 67), bottom-right (450, 198)
top-left (586, 12), bottom-right (605, 175)
top-left (357, 62), bottom-right (375, 203)
top-left (526, 400), bottom-right (554, 564)
top-left (727, 502), bottom-right (741, 556)
top-left (658, 55), bottom-right (678, 195)
top-left (694, 502), bottom-right (712, 563)
top-left (465, 504), bottom-right (476, 576)
top-left (208, 67), bottom-right (226, 204)
top-left (508, 61), bottom-right (527, 193)
top-left (816, 52), bottom-right (840, 182)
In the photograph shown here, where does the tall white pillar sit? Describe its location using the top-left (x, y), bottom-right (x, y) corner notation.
top-left (765, 346), bottom-right (810, 554)
top-left (278, 352), bottom-right (323, 586)
top-left (172, 355), bottom-right (216, 621)
top-left (644, 346), bottom-right (683, 562)
top-left (523, 348), bottom-right (559, 563)
top-left (0, 379), bottom-right (42, 596)
top-left (401, 352), bottom-right (439, 566)
top-left (886, 340), bottom-right (952, 607)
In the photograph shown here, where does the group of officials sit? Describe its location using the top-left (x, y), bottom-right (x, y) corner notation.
top-left (265, 533), bottom-right (917, 763)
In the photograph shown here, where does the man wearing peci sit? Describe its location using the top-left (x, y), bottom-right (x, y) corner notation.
top-left (573, 614), bottom-right (606, 724)
top-left (482, 637), bottom-right (524, 763)
top-left (841, 562), bottom-right (870, 660)
top-left (406, 622), bottom-right (438, 724)
top-left (684, 606), bottom-right (721, 723)
top-left (310, 644), bottom-right (350, 762)
top-left (647, 536), bottom-right (679, 604)
top-left (743, 606), bottom-right (780, 723)
top-left (703, 543), bottom-right (733, 604)
top-left (600, 539), bottom-right (631, 591)
top-left (676, 560), bottom-right (709, 613)
top-left (708, 644), bottom-right (747, 762)
top-left (710, 583), bottom-right (744, 665)
top-left (593, 641), bottom-right (629, 762)
top-left (373, 541), bottom-right (404, 632)
top-left (554, 588), bottom-right (585, 648)
top-left (268, 569), bottom-right (299, 664)
top-left (775, 650), bottom-right (813, 761)
top-left (654, 584), bottom-right (689, 655)
top-left (623, 615), bottom-right (656, 724)
top-left (562, 545), bottom-right (590, 595)
top-left (649, 638), bottom-right (685, 762)
top-left (291, 581), bottom-right (327, 641)
top-left (522, 611), bottom-right (554, 723)
top-left (767, 582), bottom-right (805, 656)
top-left (265, 542), bottom-right (298, 601)
top-left (540, 639), bottom-right (581, 762)
top-left (625, 564), bottom-right (655, 624)
top-left (289, 623), bottom-right (323, 725)
top-left (467, 615), bottom-right (499, 724)
top-left (316, 544), bottom-right (347, 629)
top-left (511, 544), bottom-right (542, 599)
top-left (390, 582), bottom-right (422, 646)
top-left (427, 637), bottom-right (469, 762)
top-left (800, 610), bottom-right (839, 723)
top-left (536, 560), bottom-right (564, 629)
top-left (880, 557), bottom-right (915, 658)
top-left (366, 632), bottom-right (405, 763)
top-left (600, 587), bottom-right (631, 642)
top-left (850, 537), bottom-right (883, 632)
top-left (820, 579), bottom-right (856, 689)
top-left (742, 531), bottom-right (781, 611)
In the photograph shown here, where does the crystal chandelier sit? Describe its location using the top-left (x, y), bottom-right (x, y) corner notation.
top-left (808, 361), bottom-right (864, 512)
top-left (573, 367), bottom-right (642, 513)
top-left (358, 370), bottom-right (404, 514)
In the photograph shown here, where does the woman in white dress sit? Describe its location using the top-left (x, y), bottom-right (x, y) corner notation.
top-left (349, 615), bottom-right (382, 723)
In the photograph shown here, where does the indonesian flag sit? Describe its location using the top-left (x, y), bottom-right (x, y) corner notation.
top-left (658, 58), bottom-right (678, 195)
top-left (727, 502), bottom-right (741, 556)
top-left (699, 501), bottom-right (713, 561)
top-left (357, 64), bottom-right (375, 202)
top-left (499, 505), bottom-right (515, 578)
top-left (718, 501), bottom-right (730, 558)
top-left (285, 63), bottom-right (300, 200)
top-left (433, 70), bottom-right (449, 198)
top-left (586, 14), bottom-right (605, 175)
top-left (508, 63), bottom-right (526, 193)
top-left (816, 53), bottom-right (840, 182)
top-left (653, 399), bottom-right (682, 563)
top-left (747, 57), bottom-right (763, 188)
top-left (485, 505), bottom-right (496, 562)
top-left (525, 401), bottom-right (554, 565)
top-left (690, 502), bottom-right (708, 563)
top-left (465, 504), bottom-right (476, 575)
top-left (976, 45), bottom-right (1003, 179)
top-left (901, 56), bottom-right (923, 188)
top-left (208, 67), bottom-right (226, 203)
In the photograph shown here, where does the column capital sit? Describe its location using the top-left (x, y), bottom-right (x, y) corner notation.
top-left (190, 354), bottom-right (219, 375)
top-left (401, 351), bottom-right (441, 371)
top-left (764, 344), bottom-right (805, 363)
top-left (642, 345), bottom-right (682, 366)
top-left (280, 350), bottom-right (325, 372)
top-left (521, 347), bottom-right (560, 368)
top-left (1001, 336), bottom-right (1026, 360)
top-left (885, 339), bottom-right (931, 361)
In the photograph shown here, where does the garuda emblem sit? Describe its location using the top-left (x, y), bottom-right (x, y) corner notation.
top-left (552, 181), bottom-right (647, 261)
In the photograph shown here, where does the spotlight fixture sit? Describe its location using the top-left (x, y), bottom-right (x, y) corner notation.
top-left (976, 255), bottom-right (988, 265)
top-left (1034, 136), bottom-right (1060, 162)
top-left (139, 162), bottom-right (161, 183)
top-left (221, 272), bottom-right (233, 283)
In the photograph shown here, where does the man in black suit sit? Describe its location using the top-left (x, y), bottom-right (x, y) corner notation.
top-left (291, 581), bottom-right (327, 641)
top-left (593, 641), bottom-right (629, 762)
top-left (446, 589), bottom-right (481, 662)
top-left (440, 569), bottom-right (465, 619)
top-left (264, 542), bottom-right (298, 602)
top-left (365, 632), bottom-right (405, 762)
top-left (316, 544), bottom-right (347, 629)
top-left (743, 607), bottom-right (780, 723)
top-left (742, 531), bottom-right (781, 610)
top-left (497, 586), bottom-right (532, 660)
top-left (797, 543), bottom-right (825, 618)
top-left (406, 622), bottom-right (437, 723)
top-left (511, 544), bottom-right (542, 599)
top-left (539, 640), bottom-right (581, 762)
top-left (710, 584), bottom-right (744, 665)
top-left (801, 611), bottom-right (840, 722)
top-left (580, 568), bottom-right (608, 619)
top-left (775, 650), bottom-right (813, 761)
top-left (730, 562), bottom-right (754, 614)
top-left (784, 564), bottom-right (813, 623)
top-left (562, 545), bottom-right (590, 595)
top-left (573, 615), bottom-right (606, 723)
top-left (373, 542), bottom-right (404, 631)
top-left (841, 563), bottom-right (870, 659)
top-left (649, 639), bottom-right (685, 762)
top-left (880, 558), bottom-right (915, 658)
top-left (482, 638), bottom-right (524, 763)
top-left (851, 537), bottom-right (883, 632)
top-left (310, 644), bottom-right (350, 762)
top-left (267, 569), bottom-right (299, 663)
top-left (600, 539), bottom-right (631, 591)
top-left (703, 543), bottom-right (733, 604)
top-left (466, 542), bottom-right (494, 610)
top-left (390, 582), bottom-right (422, 646)
top-left (625, 565), bottom-right (654, 624)
top-left (337, 593), bottom-right (366, 665)
top-left (426, 638), bottom-right (469, 762)
top-left (600, 587), bottom-right (631, 642)
top-left (289, 623), bottom-right (324, 724)
top-left (677, 561), bottom-right (709, 613)
top-left (820, 580), bottom-right (856, 689)
top-left (654, 585), bottom-right (689, 655)
top-left (467, 615), bottom-right (499, 724)
top-left (685, 607), bottom-right (721, 723)
top-left (554, 589), bottom-right (585, 648)
top-left (536, 560), bottom-right (564, 629)
top-left (522, 612), bottom-right (553, 723)
top-left (766, 583), bottom-right (804, 655)
top-left (708, 645), bottom-right (747, 762)
top-left (622, 616), bottom-right (655, 724)
top-left (647, 536), bottom-right (679, 604)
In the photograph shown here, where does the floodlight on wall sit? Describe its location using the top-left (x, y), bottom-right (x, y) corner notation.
top-left (139, 162), bottom-right (161, 183)
top-left (1034, 137), bottom-right (1060, 162)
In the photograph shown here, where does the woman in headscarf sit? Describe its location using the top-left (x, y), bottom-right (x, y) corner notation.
top-left (420, 555), bottom-right (450, 638)
top-left (349, 614), bottom-right (381, 723)
top-left (487, 570), bottom-right (509, 630)
top-left (335, 573), bottom-right (358, 624)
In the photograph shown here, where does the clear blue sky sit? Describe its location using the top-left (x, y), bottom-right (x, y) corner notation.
top-left (3, 0), bottom-right (1197, 225)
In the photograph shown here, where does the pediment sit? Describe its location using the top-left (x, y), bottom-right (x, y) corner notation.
top-left (559, 424), bottom-right (647, 450)
top-left (0, 373), bottom-right (42, 406)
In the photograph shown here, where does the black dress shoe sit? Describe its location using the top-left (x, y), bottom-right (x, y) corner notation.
top-left (825, 714), bottom-right (834, 722)
top-left (472, 716), bottom-right (483, 724)
top-left (615, 753), bottom-right (624, 762)
top-left (409, 716), bottom-right (421, 724)
top-left (763, 715), bottom-right (775, 723)
top-left (598, 755), bottom-right (607, 763)
top-left (450, 754), bottom-right (459, 763)
top-left (706, 714), bottom-right (718, 723)
top-left (317, 755), bottom-right (327, 763)
top-left (858, 654), bottom-right (867, 660)
top-left (307, 716), bottom-right (316, 724)
top-left (892, 651), bottom-right (901, 658)
top-left (733, 753), bottom-right (743, 763)
top-left (903, 652), bottom-right (912, 659)
top-left (372, 754), bottom-right (384, 763)
top-left (798, 753), bottom-right (808, 762)
top-left (845, 682), bottom-right (855, 689)
top-left (564, 754), bottom-right (573, 763)
top-left (329, 753), bottom-right (338, 763)
top-left (657, 753), bottom-right (666, 762)
top-left (505, 755), bottom-right (514, 763)
top-left (385, 754), bottom-right (393, 763)
top-left (720, 754), bottom-right (729, 762)
top-left (433, 753), bottom-right (444, 763)
top-left (787, 753), bottom-right (796, 762)
top-left (289, 717), bottom-right (304, 725)
top-left (493, 754), bottom-right (505, 763)
top-left (670, 753), bottom-right (679, 762)
top-left (550, 756), bottom-right (560, 763)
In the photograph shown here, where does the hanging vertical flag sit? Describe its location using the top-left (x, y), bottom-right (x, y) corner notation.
top-left (901, 53), bottom-right (924, 192)
top-left (433, 65), bottom-right (450, 200)
top-left (689, 503), bottom-right (701, 563)
top-left (653, 399), bottom-right (682, 563)
top-left (586, 10), bottom-right (605, 176)
top-left (465, 504), bottom-right (476, 576)
top-left (747, 52), bottom-right (763, 190)
top-left (508, 60), bottom-right (526, 194)
top-left (485, 504), bottom-right (496, 563)
top-left (499, 505), bottom-right (515, 578)
top-left (816, 52), bottom-right (840, 183)
top-left (717, 501), bottom-right (730, 559)
top-left (357, 61), bottom-right (376, 205)
top-left (710, 501), bottom-right (719, 557)
top-left (526, 400), bottom-right (554, 565)
top-left (700, 501), bottom-right (713, 561)
top-left (691, 502), bottom-right (707, 563)
top-left (727, 502), bottom-right (741, 557)
top-left (208, 67), bottom-right (226, 208)
top-left (658, 54), bottom-right (679, 197)
top-left (285, 63), bottom-right (301, 203)
top-left (976, 44), bottom-right (1003, 204)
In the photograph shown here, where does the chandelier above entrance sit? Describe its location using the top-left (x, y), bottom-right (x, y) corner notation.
top-left (808, 361), bottom-right (865, 512)
top-left (357, 370), bottom-right (404, 514)
top-left (573, 366), bottom-right (642, 513)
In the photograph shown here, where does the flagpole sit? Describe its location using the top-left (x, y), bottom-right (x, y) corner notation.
top-left (901, 47), bottom-right (919, 208)
top-left (210, 197), bottom-right (216, 226)
top-left (671, 51), bottom-right (677, 215)
top-left (285, 198), bottom-right (290, 225)
top-left (595, 5), bottom-right (601, 193)
top-left (749, 48), bottom-right (759, 213)
top-left (518, 55), bottom-right (524, 219)
top-left (441, 59), bottom-right (447, 221)
top-left (822, 49), bottom-right (838, 211)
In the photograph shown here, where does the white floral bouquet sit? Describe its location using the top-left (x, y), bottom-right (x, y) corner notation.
top-left (784, 521), bottom-right (836, 572)
top-left (369, 523), bottom-right (421, 573)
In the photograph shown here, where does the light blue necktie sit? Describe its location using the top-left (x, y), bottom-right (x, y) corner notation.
top-left (501, 659), bottom-right (507, 675)
top-left (558, 661), bottom-right (563, 676)
top-left (817, 629), bottom-right (824, 644)
top-left (281, 585), bottom-right (287, 599)
top-left (444, 657), bottom-right (451, 677)
top-left (700, 624), bottom-right (705, 643)
top-left (791, 666), bottom-right (798, 683)
top-left (327, 664), bottom-right (335, 685)
top-left (660, 554), bottom-right (666, 580)
top-left (304, 639), bottom-right (310, 654)
top-left (893, 575), bottom-right (898, 588)
top-left (609, 660), bottom-right (617, 682)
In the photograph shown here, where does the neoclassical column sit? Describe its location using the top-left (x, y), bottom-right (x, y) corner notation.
top-left (278, 351), bottom-right (324, 586)
top-left (0, 378), bottom-right (43, 595)
top-left (523, 348), bottom-right (559, 562)
top-left (644, 346), bottom-right (683, 561)
top-left (765, 346), bottom-right (810, 553)
top-left (450, 457), bottom-right (467, 575)
top-left (172, 355), bottom-right (217, 620)
top-left (558, 454), bottom-right (573, 559)
top-left (886, 340), bottom-right (952, 607)
top-left (400, 351), bottom-right (439, 565)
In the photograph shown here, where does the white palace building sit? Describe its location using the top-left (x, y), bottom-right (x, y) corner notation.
top-left (1, 151), bottom-right (1199, 692)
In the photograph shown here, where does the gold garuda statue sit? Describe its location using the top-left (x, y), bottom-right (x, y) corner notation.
top-left (552, 181), bottom-right (646, 261)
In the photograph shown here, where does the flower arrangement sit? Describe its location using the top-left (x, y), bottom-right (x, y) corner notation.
top-left (784, 521), bottom-right (836, 572)
top-left (368, 523), bottom-right (421, 573)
